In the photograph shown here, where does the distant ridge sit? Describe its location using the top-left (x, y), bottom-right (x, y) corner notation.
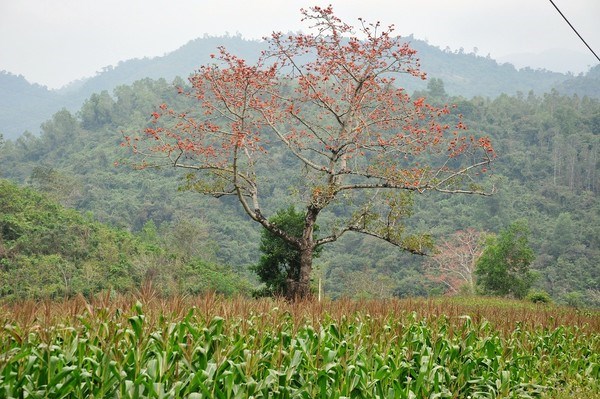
top-left (1, 35), bottom-right (598, 140)
top-left (0, 71), bottom-right (60, 139)
top-left (497, 48), bottom-right (594, 75)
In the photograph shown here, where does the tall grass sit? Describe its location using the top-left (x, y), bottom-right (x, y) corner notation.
top-left (1, 294), bottom-right (598, 398)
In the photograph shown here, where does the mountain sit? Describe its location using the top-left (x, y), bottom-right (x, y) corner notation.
top-left (2, 35), bottom-right (599, 140)
top-left (553, 64), bottom-right (600, 98)
top-left (402, 39), bottom-right (572, 97)
top-left (0, 72), bottom-right (60, 139)
top-left (0, 36), bottom-right (262, 140)
top-left (70, 36), bottom-right (264, 96)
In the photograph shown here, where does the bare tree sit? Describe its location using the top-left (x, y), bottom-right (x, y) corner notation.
top-left (424, 229), bottom-right (485, 295)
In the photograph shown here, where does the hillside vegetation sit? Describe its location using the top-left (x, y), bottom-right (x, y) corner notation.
top-left (0, 75), bottom-right (598, 305)
top-left (0, 179), bottom-right (250, 300)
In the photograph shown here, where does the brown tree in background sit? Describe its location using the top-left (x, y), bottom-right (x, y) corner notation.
top-left (424, 229), bottom-right (485, 295)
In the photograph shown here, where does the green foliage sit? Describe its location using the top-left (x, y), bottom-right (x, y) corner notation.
top-left (27, 165), bottom-right (82, 207)
top-left (561, 292), bottom-right (586, 309)
top-left (0, 179), bottom-right (138, 298)
top-left (180, 259), bottom-right (251, 296)
top-left (527, 290), bottom-right (553, 304)
top-left (0, 179), bottom-right (250, 299)
top-left (79, 90), bottom-right (117, 129)
top-left (476, 221), bottom-right (536, 299)
top-left (250, 206), bottom-right (321, 297)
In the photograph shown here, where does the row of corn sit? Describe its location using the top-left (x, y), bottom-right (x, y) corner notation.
top-left (1, 301), bottom-right (598, 398)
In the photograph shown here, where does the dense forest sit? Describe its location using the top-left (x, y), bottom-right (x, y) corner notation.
top-left (0, 70), bottom-right (598, 305)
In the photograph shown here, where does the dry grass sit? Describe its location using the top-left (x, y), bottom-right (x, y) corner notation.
top-left (2, 292), bottom-right (597, 336)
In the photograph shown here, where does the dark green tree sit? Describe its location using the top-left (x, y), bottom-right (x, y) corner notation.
top-left (27, 166), bottom-right (82, 207)
top-left (426, 78), bottom-right (447, 99)
top-left (251, 207), bottom-right (321, 297)
top-left (79, 91), bottom-right (116, 130)
top-left (475, 221), bottom-right (535, 299)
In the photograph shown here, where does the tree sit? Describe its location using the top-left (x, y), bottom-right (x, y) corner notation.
top-left (124, 6), bottom-right (494, 299)
top-left (424, 228), bottom-right (485, 295)
top-left (426, 78), bottom-right (448, 100)
top-left (475, 221), bottom-right (535, 299)
top-left (79, 90), bottom-right (116, 130)
top-left (251, 206), bottom-right (321, 297)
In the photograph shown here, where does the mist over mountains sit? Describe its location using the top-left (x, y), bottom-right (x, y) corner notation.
top-left (1, 34), bottom-right (599, 140)
top-left (497, 48), bottom-right (595, 75)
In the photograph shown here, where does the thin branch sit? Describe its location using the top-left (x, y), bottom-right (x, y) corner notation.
top-left (347, 226), bottom-right (428, 256)
top-left (260, 110), bottom-right (328, 173)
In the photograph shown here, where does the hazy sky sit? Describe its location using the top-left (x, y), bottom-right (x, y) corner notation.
top-left (1, 0), bottom-right (599, 89)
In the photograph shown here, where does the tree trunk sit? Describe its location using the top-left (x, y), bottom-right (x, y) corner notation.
top-left (285, 206), bottom-right (318, 300)
top-left (285, 247), bottom-right (313, 300)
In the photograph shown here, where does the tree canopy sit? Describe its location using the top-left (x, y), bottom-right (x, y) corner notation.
top-left (125, 6), bottom-right (494, 299)
top-left (0, 179), bottom-right (249, 299)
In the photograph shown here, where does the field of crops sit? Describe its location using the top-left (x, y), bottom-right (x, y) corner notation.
top-left (1, 293), bottom-right (598, 398)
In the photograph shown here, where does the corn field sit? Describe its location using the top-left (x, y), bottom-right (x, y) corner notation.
top-left (1, 294), bottom-right (598, 398)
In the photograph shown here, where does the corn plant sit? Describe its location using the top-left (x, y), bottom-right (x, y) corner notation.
top-left (0, 296), bottom-right (598, 398)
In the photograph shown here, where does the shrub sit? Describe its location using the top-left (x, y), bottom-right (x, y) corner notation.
top-left (527, 290), bottom-right (552, 304)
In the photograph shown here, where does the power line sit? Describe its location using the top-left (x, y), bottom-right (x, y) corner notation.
top-left (548, 0), bottom-right (600, 63)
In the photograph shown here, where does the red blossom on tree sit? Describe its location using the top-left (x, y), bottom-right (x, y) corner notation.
top-left (123, 6), bottom-right (495, 299)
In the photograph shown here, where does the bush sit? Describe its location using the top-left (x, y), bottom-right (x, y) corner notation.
top-left (527, 290), bottom-right (552, 304)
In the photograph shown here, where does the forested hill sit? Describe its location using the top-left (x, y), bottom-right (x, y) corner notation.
top-left (0, 179), bottom-right (250, 300)
top-left (2, 35), bottom-right (598, 139)
top-left (0, 76), bottom-right (598, 306)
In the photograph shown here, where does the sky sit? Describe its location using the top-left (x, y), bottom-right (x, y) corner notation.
top-left (1, 0), bottom-right (599, 89)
